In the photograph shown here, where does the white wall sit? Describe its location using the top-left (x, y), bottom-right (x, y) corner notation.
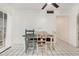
top-left (56, 16), bottom-right (70, 43)
top-left (56, 8), bottom-right (78, 47)
top-left (11, 10), bottom-right (56, 45)
top-left (69, 4), bottom-right (79, 47)
top-left (10, 7), bottom-right (79, 47)
top-left (0, 4), bottom-right (79, 48)
top-left (57, 4), bottom-right (79, 47)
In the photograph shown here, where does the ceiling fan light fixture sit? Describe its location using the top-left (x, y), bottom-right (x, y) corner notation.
top-left (47, 10), bottom-right (54, 14)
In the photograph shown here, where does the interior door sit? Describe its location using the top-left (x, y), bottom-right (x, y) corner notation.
top-left (0, 11), bottom-right (3, 48)
top-left (56, 16), bottom-right (69, 42)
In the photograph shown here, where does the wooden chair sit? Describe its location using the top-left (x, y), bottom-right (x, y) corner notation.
top-left (24, 29), bottom-right (35, 53)
top-left (46, 34), bottom-right (54, 50)
top-left (46, 31), bottom-right (56, 50)
top-left (36, 31), bottom-right (47, 54)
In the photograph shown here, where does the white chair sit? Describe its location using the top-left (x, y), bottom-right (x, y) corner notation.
top-left (45, 31), bottom-right (56, 50)
top-left (51, 31), bottom-right (56, 50)
top-left (36, 31), bottom-right (47, 54)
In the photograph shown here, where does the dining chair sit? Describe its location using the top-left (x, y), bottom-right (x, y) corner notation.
top-left (25, 29), bottom-right (36, 53)
top-left (48, 31), bottom-right (56, 50)
top-left (52, 31), bottom-right (56, 49)
top-left (36, 31), bottom-right (47, 54)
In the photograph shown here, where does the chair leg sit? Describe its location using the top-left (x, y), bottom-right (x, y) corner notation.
top-left (44, 44), bottom-right (47, 55)
top-left (52, 43), bottom-right (55, 50)
top-left (36, 44), bottom-right (39, 55)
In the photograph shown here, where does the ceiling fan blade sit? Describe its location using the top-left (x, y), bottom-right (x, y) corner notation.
top-left (42, 3), bottom-right (47, 10)
top-left (52, 3), bottom-right (59, 8)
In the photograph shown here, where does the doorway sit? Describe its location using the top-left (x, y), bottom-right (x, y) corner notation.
top-left (56, 16), bottom-right (69, 43)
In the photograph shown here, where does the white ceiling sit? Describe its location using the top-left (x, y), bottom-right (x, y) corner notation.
top-left (0, 3), bottom-right (77, 11)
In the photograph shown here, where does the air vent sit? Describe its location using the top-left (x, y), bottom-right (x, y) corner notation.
top-left (47, 11), bottom-right (54, 14)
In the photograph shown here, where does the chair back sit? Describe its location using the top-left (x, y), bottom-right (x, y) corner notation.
top-left (25, 29), bottom-right (35, 37)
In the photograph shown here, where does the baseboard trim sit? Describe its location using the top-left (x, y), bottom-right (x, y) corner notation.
top-left (56, 37), bottom-right (75, 47)
top-left (0, 46), bottom-right (11, 54)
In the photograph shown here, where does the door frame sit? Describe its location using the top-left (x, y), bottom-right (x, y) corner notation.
top-left (77, 13), bottom-right (79, 47)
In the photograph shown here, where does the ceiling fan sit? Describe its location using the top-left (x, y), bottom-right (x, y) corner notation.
top-left (42, 3), bottom-right (59, 14)
top-left (42, 3), bottom-right (59, 10)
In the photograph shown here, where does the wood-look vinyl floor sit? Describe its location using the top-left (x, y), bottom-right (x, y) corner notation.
top-left (0, 39), bottom-right (79, 56)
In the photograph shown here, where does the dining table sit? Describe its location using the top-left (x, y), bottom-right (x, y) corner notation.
top-left (22, 31), bottom-right (55, 53)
